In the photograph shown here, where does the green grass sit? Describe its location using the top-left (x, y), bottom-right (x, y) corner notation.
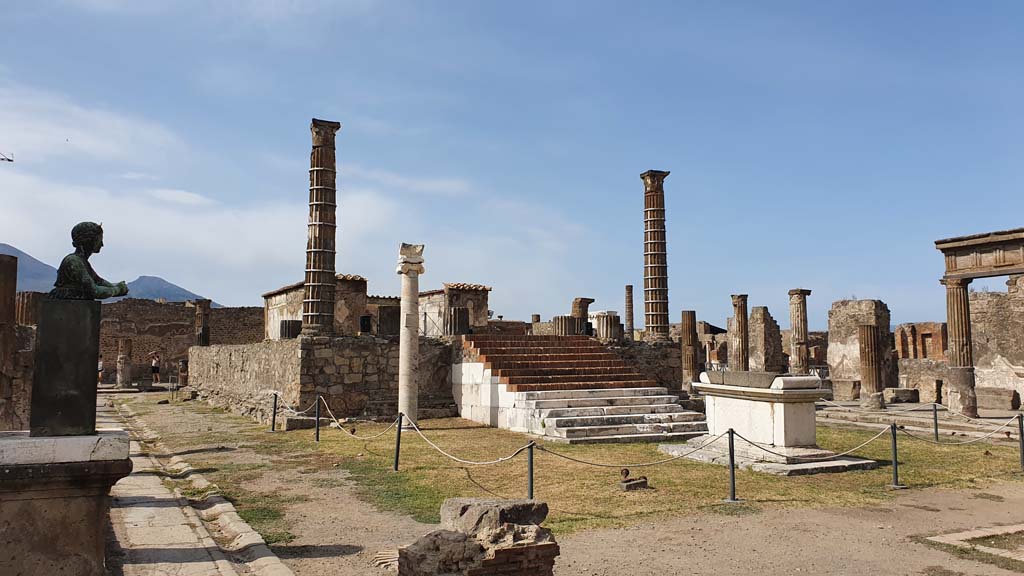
top-left (967, 530), bottom-right (1024, 551)
top-left (118, 393), bottom-right (1024, 536)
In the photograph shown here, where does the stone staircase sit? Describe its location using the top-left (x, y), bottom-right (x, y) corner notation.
top-left (454, 334), bottom-right (707, 444)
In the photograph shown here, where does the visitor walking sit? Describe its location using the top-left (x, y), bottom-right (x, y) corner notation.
top-left (148, 351), bottom-right (161, 385)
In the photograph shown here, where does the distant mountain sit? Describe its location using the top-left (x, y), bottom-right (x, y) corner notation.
top-left (0, 243), bottom-right (59, 292)
top-left (0, 243), bottom-right (218, 305)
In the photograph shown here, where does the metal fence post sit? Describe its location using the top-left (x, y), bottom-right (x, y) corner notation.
top-left (315, 396), bottom-right (321, 443)
top-left (527, 442), bottom-right (535, 499)
top-left (270, 393), bottom-right (278, 432)
top-left (1017, 414), bottom-right (1024, 473)
top-left (932, 403), bottom-right (939, 442)
top-left (890, 423), bottom-right (906, 489)
top-left (393, 413), bottom-right (404, 471)
top-left (724, 429), bottom-right (740, 503)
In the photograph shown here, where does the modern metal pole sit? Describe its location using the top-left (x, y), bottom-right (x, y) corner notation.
top-left (527, 443), bottom-right (535, 499)
top-left (724, 429), bottom-right (740, 502)
top-left (890, 423), bottom-right (906, 489)
top-left (270, 394), bottom-right (278, 432)
top-left (314, 397), bottom-right (321, 443)
top-left (1017, 414), bottom-right (1024, 473)
top-left (932, 403), bottom-right (939, 442)
top-left (394, 413), bottom-right (404, 471)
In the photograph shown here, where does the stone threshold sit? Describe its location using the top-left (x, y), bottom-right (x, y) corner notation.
top-left (927, 523), bottom-right (1024, 563)
top-left (658, 436), bottom-right (878, 476)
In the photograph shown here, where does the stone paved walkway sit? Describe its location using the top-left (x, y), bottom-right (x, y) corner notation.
top-left (100, 400), bottom-right (239, 576)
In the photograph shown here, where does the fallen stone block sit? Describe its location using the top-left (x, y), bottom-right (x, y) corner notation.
top-left (883, 388), bottom-right (919, 404)
top-left (832, 380), bottom-right (860, 401)
top-left (976, 387), bottom-right (1021, 411)
top-left (860, 392), bottom-right (886, 410)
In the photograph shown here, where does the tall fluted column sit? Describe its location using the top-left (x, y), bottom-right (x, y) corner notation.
top-left (858, 324), bottom-right (882, 400)
top-left (788, 289), bottom-right (812, 374)
top-left (641, 170), bottom-right (670, 342)
top-left (194, 298), bottom-right (212, 346)
top-left (729, 294), bottom-right (749, 371)
top-left (942, 277), bottom-right (978, 417)
top-left (397, 244), bottom-right (425, 424)
top-left (302, 118), bottom-right (342, 336)
top-left (680, 310), bottom-right (699, 391)
top-left (624, 285), bottom-right (635, 341)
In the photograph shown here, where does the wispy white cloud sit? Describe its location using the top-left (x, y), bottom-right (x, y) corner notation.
top-left (338, 163), bottom-right (472, 197)
top-left (0, 80), bottom-right (184, 166)
top-left (146, 188), bottom-right (215, 206)
top-left (119, 171), bottom-right (159, 181)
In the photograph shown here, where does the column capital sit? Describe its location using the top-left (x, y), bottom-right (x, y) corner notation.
top-left (396, 243), bottom-right (425, 276)
top-left (940, 277), bottom-right (972, 288)
top-left (310, 118), bottom-right (342, 146)
top-left (640, 170), bottom-right (670, 193)
top-left (730, 294), bottom-right (748, 306)
top-left (788, 288), bottom-right (812, 297)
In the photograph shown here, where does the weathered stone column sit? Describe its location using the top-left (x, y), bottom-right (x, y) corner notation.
top-left (194, 298), bottom-right (211, 346)
top-left (788, 289), bottom-right (812, 375)
top-left (116, 338), bottom-right (133, 388)
top-left (531, 314), bottom-right (541, 323)
top-left (397, 244), bottom-right (425, 424)
top-left (729, 294), bottom-right (749, 371)
top-left (680, 310), bottom-right (699, 390)
top-left (551, 315), bottom-right (582, 336)
top-left (571, 297), bottom-right (595, 319)
top-left (941, 277), bottom-right (978, 417)
top-left (624, 285), bottom-right (634, 341)
top-left (302, 118), bottom-right (342, 336)
top-left (858, 324), bottom-right (883, 406)
top-left (0, 255), bottom-right (16, 373)
top-left (641, 170), bottom-right (670, 342)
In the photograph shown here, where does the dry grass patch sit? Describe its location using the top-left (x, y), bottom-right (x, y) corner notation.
top-left (117, 393), bottom-right (1024, 536)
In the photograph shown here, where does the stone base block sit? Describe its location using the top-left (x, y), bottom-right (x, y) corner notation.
top-left (883, 388), bottom-right (920, 404)
top-left (977, 387), bottom-right (1021, 411)
top-left (832, 380), bottom-right (860, 401)
top-left (0, 431), bottom-right (131, 576)
top-left (659, 435), bottom-right (878, 476)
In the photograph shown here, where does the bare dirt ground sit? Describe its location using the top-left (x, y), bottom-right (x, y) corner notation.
top-left (118, 395), bottom-right (1024, 576)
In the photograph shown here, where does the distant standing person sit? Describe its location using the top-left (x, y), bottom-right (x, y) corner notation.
top-left (148, 352), bottom-right (161, 385)
top-left (97, 354), bottom-right (104, 385)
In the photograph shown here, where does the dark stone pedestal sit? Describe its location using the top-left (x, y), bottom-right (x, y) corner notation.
top-left (0, 457), bottom-right (131, 576)
top-left (29, 299), bottom-right (100, 437)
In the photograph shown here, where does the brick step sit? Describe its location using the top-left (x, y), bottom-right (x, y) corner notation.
top-left (546, 420), bottom-right (708, 439)
top-left (508, 380), bottom-right (660, 392)
top-left (475, 346), bottom-right (611, 356)
top-left (539, 403), bottom-right (686, 419)
top-left (493, 366), bottom-right (636, 378)
top-left (487, 359), bottom-right (630, 370)
top-left (481, 353), bottom-right (622, 364)
top-left (464, 334), bottom-right (593, 342)
top-left (528, 394), bottom-right (680, 410)
top-left (502, 373), bottom-right (651, 385)
top-left (516, 388), bottom-right (669, 401)
top-left (466, 339), bottom-right (604, 348)
top-left (551, 430), bottom-right (707, 445)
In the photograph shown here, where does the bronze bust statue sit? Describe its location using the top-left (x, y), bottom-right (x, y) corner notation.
top-left (50, 222), bottom-right (130, 300)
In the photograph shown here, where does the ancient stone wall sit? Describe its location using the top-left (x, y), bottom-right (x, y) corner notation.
top-left (191, 335), bottom-right (455, 422)
top-left (894, 322), bottom-right (947, 361)
top-left (264, 285), bottom-right (303, 340)
top-left (98, 299), bottom-right (263, 383)
top-left (897, 358), bottom-right (949, 404)
top-left (748, 306), bottom-right (784, 373)
top-left (189, 339), bottom-right (302, 422)
top-left (780, 330), bottom-right (829, 366)
top-left (970, 275), bottom-right (1024, 393)
top-left (826, 300), bottom-right (897, 394)
top-left (445, 287), bottom-right (491, 329)
top-left (0, 326), bottom-right (35, 431)
top-left (609, 341), bottom-right (682, 391)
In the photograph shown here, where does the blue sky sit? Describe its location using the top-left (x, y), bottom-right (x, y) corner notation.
top-left (1, 1), bottom-right (1022, 330)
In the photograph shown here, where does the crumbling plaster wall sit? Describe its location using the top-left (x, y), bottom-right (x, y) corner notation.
top-left (749, 306), bottom-right (785, 373)
top-left (970, 275), bottom-right (1024, 394)
top-left (826, 299), bottom-right (898, 392)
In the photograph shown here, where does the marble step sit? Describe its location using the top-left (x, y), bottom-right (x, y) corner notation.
top-left (544, 420), bottom-right (707, 439)
top-left (539, 403), bottom-right (687, 419)
top-left (549, 430), bottom-right (708, 445)
top-left (493, 366), bottom-right (635, 377)
top-left (545, 412), bottom-right (705, 429)
top-left (516, 388), bottom-right (668, 401)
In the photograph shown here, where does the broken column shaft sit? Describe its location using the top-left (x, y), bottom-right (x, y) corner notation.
top-left (730, 294), bottom-right (749, 371)
top-left (641, 170), bottom-right (670, 342)
top-left (194, 298), bottom-right (211, 346)
top-left (302, 118), bottom-right (342, 336)
top-left (788, 289), bottom-right (812, 375)
top-left (624, 285), bottom-right (634, 341)
top-left (858, 324), bottom-right (882, 401)
top-left (680, 310), bottom-right (699, 390)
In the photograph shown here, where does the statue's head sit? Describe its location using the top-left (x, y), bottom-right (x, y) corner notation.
top-left (71, 221), bottom-right (104, 254)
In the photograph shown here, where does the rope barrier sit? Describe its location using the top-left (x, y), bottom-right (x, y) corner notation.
top-left (265, 391), bottom-right (317, 416)
top-left (406, 418), bottom-right (535, 466)
top-left (897, 416), bottom-right (1019, 446)
top-left (819, 398), bottom-right (939, 415)
top-left (535, 432), bottom-right (728, 468)
top-left (317, 396), bottom-right (400, 441)
top-left (732, 427), bottom-right (891, 462)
